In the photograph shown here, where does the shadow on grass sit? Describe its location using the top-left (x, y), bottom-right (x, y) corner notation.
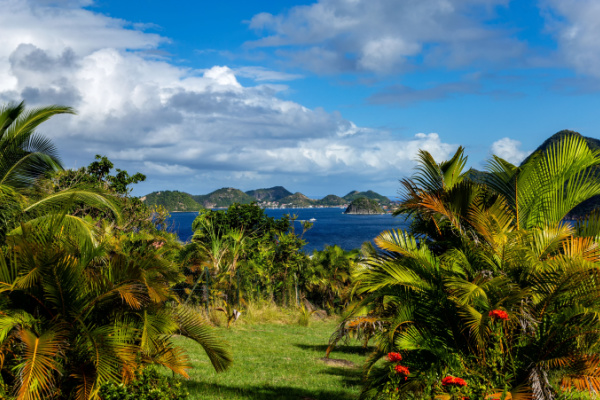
top-left (185, 381), bottom-right (358, 400)
top-left (320, 366), bottom-right (363, 387)
top-left (294, 343), bottom-right (374, 357)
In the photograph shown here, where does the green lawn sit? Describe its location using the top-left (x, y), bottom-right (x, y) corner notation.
top-left (176, 319), bottom-right (368, 400)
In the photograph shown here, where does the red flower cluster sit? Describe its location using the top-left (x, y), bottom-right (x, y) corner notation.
top-left (488, 309), bottom-right (509, 320)
top-left (387, 352), bottom-right (409, 381)
top-left (394, 365), bottom-right (409, 376)
top-left (442, 376), bottom-right (468, 387)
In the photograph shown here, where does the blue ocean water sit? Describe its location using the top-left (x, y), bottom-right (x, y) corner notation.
top-left (166, 208), bottom-right (410, 253)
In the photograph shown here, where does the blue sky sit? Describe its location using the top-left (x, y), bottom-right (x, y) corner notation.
top-left (1, 0), bottom-right (600, 197)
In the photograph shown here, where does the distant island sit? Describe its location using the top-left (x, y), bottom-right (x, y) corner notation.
top-left (140, 186), bottom-right (394, 213)
top-left (344, 198), bottom-right (385, 214)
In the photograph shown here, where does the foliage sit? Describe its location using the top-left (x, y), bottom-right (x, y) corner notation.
top-left (317, 194), bottom-right (347, 206)
top-left (0, 101), bottom-right (232, 400)
top-left (42, 154), bottom-right (157, 233)
top-left (304, 245), bottom-right (360, 312)
top-left (98, 368), bottom-right (188, 400)
top-left (0, 102), bottom-right (121, 242)
top-left (245, 186), bottom-right (292, 202)
top-left (0, 101), bottom-right (72, 190)
top-left (297, 304), bottom-right (316, 326)
top-left (0, 217), bottom-right (232, 399)
top-left (177, 203), bottom-right (309, 309)
top-left (344, 197), bottom-right (385, 214)
top-left (345, 134), bottom-right (600, 400)
top-left (277, 192), bottom-right (316, 207)
top-left (344, 190), bottom-right (391, 205)
top-left (142, 190), bottom-right (203, 212)
top-left (192, 188), bottom-right (255, 208)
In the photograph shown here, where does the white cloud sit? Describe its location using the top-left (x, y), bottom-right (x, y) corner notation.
top-left (541, 0), bottom-right (600, 78)
top-left (0, 0), bottom-right (459, 194)
top-left (246, 0), bottom-right (523, 74)
top-left (490, 138), bottom-right (531, 164)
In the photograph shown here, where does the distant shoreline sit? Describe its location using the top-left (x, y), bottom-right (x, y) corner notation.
top-left (168, 206), bottom-right (349, 213)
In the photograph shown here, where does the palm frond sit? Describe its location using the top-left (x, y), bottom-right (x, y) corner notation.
top-left (172, 304), bottom-right (233, 372)
top-left (14, 328), bottom-right (64, 400)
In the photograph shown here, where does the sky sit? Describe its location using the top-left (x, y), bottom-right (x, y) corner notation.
top-left (1, 0), bottom-right (600, 197)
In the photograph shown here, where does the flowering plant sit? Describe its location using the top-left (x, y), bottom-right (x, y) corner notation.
top-left (488, 309), bottom-right (509, 320)
top-left (394, 365), bottom-right (409, 377)
top-left (442, 376), bottom-right (468, 387)
top-left (387, 352), bottom-right (402, 362)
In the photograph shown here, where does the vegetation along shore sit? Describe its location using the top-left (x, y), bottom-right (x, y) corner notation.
top-left (3, 101), bottom-right (600, 400)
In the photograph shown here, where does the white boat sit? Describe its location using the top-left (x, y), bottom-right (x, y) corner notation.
top-left (309, 218), bottom-right (317, 222)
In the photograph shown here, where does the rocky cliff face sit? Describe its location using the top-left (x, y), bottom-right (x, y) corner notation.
top-left (343, 197), bottom-right (384, 214)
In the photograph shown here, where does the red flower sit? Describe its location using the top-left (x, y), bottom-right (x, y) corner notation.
top-left (442, 376), bottom-right (467, 387)
top-left (394, 365), bottom-right (410, 376)
top-left (387, 352), bottom-right (402, 362)
top-left (488, 309), bottom-right (509, 320)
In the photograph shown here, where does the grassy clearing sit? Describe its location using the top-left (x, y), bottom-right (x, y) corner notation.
top-left (175, 313), bottom-right (368, 400)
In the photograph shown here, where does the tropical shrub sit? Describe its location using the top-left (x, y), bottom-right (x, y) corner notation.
top-left (177, 204), bottom-right (311, 308)
top-left (345, 135), bottom-right (600, 400)
top-left (304, 245), bottom-right (359, 312)
top-left (98, 368), bottom-right (188, 400)
top-left (0, 102), bottom-right (232, 400)
top-left (0, 213), bottom-right (232, 399)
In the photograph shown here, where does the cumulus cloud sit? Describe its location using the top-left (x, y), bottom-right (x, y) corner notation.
top-left (0, 0), bottom-right (459, 194)
top-left (490, 138), bottom-right (531, 164)
top-left (246, 0), bottom-right (524, 74)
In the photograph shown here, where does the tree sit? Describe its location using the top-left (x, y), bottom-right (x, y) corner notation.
top-left (306, 245), bottom-right (358, 311)
top-left (0, 213), bottom-right (232, 400)
top-left (0, 103), bottom-right (120, 244)
top-left (178, 204), bottom-right (310, 308)
top-left (0, 101), bottom-right (72, 190)
top-left (349, 135), bottom-right (600, 400)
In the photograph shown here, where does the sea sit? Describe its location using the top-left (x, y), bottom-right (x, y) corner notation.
top-left (166, 208), bottom-right (410, 253)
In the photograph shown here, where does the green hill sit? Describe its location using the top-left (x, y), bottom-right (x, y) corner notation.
top-left (246, 186), bottom-right (292, 202)
top-left (316, 194), bottom-right (347, 206)
top-left (192, 188), bottom-right (255, 208)
top-left (141, 190), bottom-right (202, 212)
top-left (344, 197), bottom-right (385, 214)
top-left (343, 190), bottom-right (390, 205)
top-left (278, 192), bottom-right (316, 207)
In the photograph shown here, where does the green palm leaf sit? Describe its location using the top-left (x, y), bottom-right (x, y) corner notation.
top-left (172, 304), bottom-right (233, 372)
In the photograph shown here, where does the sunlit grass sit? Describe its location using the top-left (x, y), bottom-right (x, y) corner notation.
top-left (176, 315), bottom-right (368, 400)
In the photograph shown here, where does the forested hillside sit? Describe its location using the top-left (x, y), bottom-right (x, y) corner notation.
top-left (142, 190), bottom-right (202, 211)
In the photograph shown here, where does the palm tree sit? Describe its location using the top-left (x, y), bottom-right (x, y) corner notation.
top-left (348, 135), bottom-right (600, 400)
top-left (395, 146), bottom-right (481, 246)
top-left (0, 101), bottom-right (72, 189)
top-left (307, 245), bottom-right (358, 310)
top-left (0, 213), bottom-right (232, 400)
top-left (355, 224), bottom-right (600, 400)
top-left (484, 134), bottom-right (600, 229)
top-left (0, 101), bottom-right (119, 243)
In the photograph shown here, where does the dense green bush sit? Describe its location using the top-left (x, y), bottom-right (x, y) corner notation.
top-left (98, 368), bottom-right (188, 400)
top-left (342, 135), bottom-right (600, 400)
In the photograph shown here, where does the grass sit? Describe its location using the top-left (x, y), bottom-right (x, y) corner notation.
top-left (175, 313), bottom-right (369, 400)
